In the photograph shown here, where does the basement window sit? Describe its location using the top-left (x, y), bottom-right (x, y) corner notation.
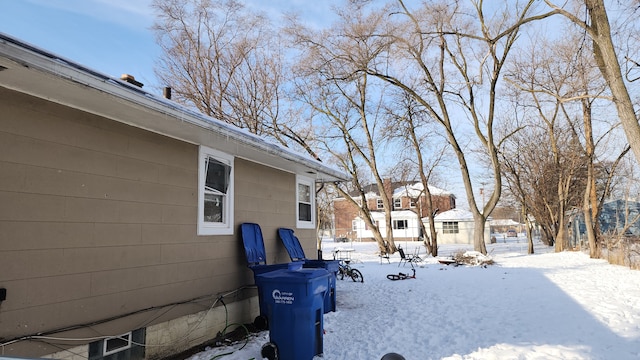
top-left (103, 332), bottom-right (132, 356)
top-left (198, 146), bottom-right (234, 235)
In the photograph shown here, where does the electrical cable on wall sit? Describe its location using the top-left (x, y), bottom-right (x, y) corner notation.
top-left (0, 285), bottom-right (256, 355)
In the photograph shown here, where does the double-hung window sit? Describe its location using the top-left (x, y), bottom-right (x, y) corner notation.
top-left (393, 219), bottom-right (408, 230)
top-left (296, 175), bottom-right (315, 229)
top-left (394, 198), bottom-right (402, 209)
top-left (198, 146), bottom-right (234, 235)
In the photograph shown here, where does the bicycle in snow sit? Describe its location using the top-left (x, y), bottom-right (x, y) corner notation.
top-left (337, 259), bottom-right (363, 282)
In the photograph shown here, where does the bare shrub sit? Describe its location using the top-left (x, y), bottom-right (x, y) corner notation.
top-left (452, 249), bottom-right (495, 267)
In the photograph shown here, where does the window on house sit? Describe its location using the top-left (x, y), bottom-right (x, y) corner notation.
top-left (393, 219), bottom-right (408, 230)
top-left (103, 332), bottom-right (132, 356)
top-left (377, 199), bottom-right (384, 209)
top-left (410, 198), bottom-right (416, 208)
top-left (296, 175), bottom-right (315, 229)
top-left (394, 198), bottom-right (402, 209)
top-left (365, 220), bottom-right (380, 231)
top-left (442, 221), bottom-right (459, 234)
top-left (198, 146), bottom-right (234, 235)
top-left (352, 220), bottom-right (358, 231)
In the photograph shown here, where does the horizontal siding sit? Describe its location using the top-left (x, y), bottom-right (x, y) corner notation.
top-left (0, 87), bottom-right (314, 358)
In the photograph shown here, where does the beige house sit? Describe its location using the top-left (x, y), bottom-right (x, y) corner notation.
top-left (0, 34), bottom-right (347, 360)
top-left (433, 208), bottom-right (490, 245)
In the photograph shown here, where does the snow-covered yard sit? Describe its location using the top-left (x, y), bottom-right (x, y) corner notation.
top-left (187, 237), bottom-right (640, 360)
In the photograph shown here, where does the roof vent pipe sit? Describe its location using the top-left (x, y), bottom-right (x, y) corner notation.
top-left (120, 74), bottom-right (143, 88)
top-left (163, 86), bottom-right (172, 100)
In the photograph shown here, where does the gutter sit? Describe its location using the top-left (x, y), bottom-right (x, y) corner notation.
top-left (0, 33), bottom-right (349, 182)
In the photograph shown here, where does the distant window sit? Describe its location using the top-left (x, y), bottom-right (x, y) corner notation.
top-left (393, 219), bottom-right (408, 230)
top-left (366, 220), bottom-right (380, 231)
top-left (352, 220), bottom-right (358, 231)
top-left (377, 199), bottom-right (384, 209)
top-left (443, 221), bottom-right (459, 234)
top-left (410, 198), bottom-right (416, 208)
top-left (198, 146), bottom-right (234, 235)
top-left (103, 332), bottom-right (131, 356)
top-left (296, 175), bottom-right (315, 229)
top-left (394, 198), bottom-right (402, 209)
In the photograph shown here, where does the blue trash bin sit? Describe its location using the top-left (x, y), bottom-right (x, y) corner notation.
top-left (277, 228), bottom-right (339, 313)
top-left (302, 259), bottom-right (338, 312)
top-left (248, 263), bottom-right (290, 320)
top-left (240, 223), bottom-right (291, 324)
top-left (256, 263), bottom-right (329, 360)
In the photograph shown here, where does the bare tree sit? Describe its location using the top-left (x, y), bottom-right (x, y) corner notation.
top-left (544, 0), bottom-right (640, 166)
top-left (384, 90), bottom-right (448, 256)
top-left (504, 29), bottom-right (632, 256)
top-left (345, 0), bottom-right (558, 254)
top-left (504, 35), bottom-right (593, 251)
top-left (152, 0), bottom-right (320, 159)
top-left (287, 4), bottom-right (401, 254)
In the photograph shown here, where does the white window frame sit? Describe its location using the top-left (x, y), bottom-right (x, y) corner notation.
top-left (352, 219), bottom-right (358, 231)
top-left (296, 175), bottom-right (316, 229)
top-left (394, 198), bottom-right (402, 209)
top-left (393, 219), bottom-right (408, 230)
top-left (442, 221), bottom-right (459, 234)
top-left (198, 146), bottom-right (234, 235)
top-left (377, 199), bottom-right (384, 209)
top-left (103, 332), bottom-right (132, 356)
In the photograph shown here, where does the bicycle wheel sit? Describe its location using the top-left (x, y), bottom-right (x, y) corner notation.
top-left (338, 267), bottom-right (345, 280)
top-left (350, 269), bottom-right (364, 283)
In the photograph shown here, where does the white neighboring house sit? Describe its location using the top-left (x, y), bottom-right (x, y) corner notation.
top-left (352, 210), bottom-right (423, 241)
top-left (432, 208), bottom-right (490, 245)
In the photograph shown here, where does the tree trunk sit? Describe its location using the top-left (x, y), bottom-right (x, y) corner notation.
top-left (472, 213), bottom-right (488, 254)
top-left (526, 219), bottom-right (534, 254)
top-left (581, 98), bottom-right (599, 258)
top-left (555, 208), bottom-right (568, 252)
top-left (586, 0), bottom-right (640, 165)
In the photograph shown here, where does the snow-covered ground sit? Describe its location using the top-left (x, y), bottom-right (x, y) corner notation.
top-left (187, 236), bottom-right (640, 360)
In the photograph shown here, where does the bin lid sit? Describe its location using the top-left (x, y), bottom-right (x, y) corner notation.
top-left (256, 267), bottom-right (329, 283)
top-left (241, 223), bottom-right (267, 266)
top-left (277, 228), bottom-right (307, 261)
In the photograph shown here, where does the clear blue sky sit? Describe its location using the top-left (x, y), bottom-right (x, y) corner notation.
top-left (0, 0), bottom-right (473, 205)
top-left (0, 0), bottom-right (160, 89)
top-left (0, 0), bottom-right (339, 92)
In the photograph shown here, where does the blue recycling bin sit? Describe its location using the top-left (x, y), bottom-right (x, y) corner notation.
top-left (277, 228), bottom-right (339, 313)
top-left (248, 263), bottom-right (290, 319)
top-left (302, 259), bottom-right (338, 312)
top-left (256, 263), bottom-right (330, 360)
top-left (240, 223), bottom-right (291, 322)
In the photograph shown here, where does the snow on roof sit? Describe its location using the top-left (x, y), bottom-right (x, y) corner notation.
top-left (490, 219), bottom-right (520, 226)
top-left (0, 33), bottom-right (349, 182)
top-left (434, 208), bottom-right (474, 221)
top-left (393, 182), bottom-right (450, 198)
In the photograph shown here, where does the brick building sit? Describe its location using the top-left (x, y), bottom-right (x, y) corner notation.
top-left (333, 180), bottom-right (456, 241)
